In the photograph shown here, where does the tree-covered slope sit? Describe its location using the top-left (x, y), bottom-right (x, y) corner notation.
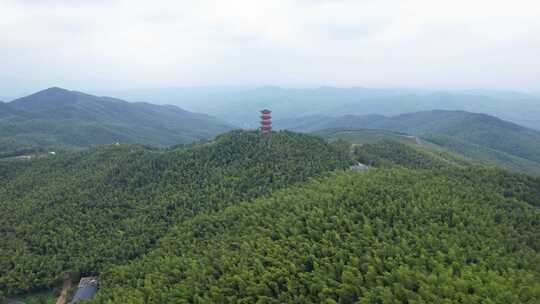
top-left (423, 133), bottom-right (540, 176)
top-left (393, 110), bottom-right (540, 176)
top-left (0, 101), bottom-right (14, 118)
top-left (0, 131), bottom-right (350, 295)
top-left (314, 129), bottom-right (421, 146)
top-left (281, 110), bottom-right (540, 176)
top-left (352, 140), bottom-right (540, 208)
top-left (0, 87), bottom-right (233, 157)
top-left (92, 167), bottom-right (540, 303)
top-left (352, 140), bottom-right (469, 170)
top-left (379, 111), bottom-right (540, 164)
top-left (3, 130), bottom-right (540, 303)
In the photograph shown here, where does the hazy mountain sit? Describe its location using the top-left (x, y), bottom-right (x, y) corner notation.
top-left (275, 114), bottom-right (387, 132)
top-left (278, 110), bottom-right (540, 175)
top-left (106, 86), bottom-right (540, 130)
top-left (0, 87), bottom-right (233, 157)
top-left (0, 102), bottom-right (14, 118)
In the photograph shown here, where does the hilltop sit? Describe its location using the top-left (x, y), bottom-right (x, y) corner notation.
top-left (0, 87), bottom-right (233, 157)
top-left (93, 141), bottom-right (540, 303)
top-left (1, 131), bottom-right (539, 303)
top-left (0, 130), bottom-right (350, 295)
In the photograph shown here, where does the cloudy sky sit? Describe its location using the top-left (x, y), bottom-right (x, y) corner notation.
top-left (1, 0), bottom-right (539, 96)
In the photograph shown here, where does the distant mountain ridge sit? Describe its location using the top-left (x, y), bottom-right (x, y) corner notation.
top-left (277, 110), bottom-right (540, 175)
top-left (104, 86), bottom-right (540, 130)
top-left (0, 87), bottom-right (233, 157)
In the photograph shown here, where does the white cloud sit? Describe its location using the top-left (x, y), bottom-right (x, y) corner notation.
top-left (0, 0), bottom-right (539, 94)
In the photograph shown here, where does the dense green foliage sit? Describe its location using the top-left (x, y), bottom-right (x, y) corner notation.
top-left (2, 129), bottom-right (540, 303)
top-left (313, 129), bottom-right (420, 146)
top-left (353, 140), bottom-right (540, 208)
top-left (424, 134), bottom-right (540, 175)
top-left (92, 168), bottom-right (540, 303)
top-left (8, 290), bottom-right (57, 304)
top-left (0, 87), bottom-right (232, 157)
top-left (384, 111), bottom-right (540, 165)
top-left (0, 131), bottom-right (350, 295)
top-left (284, 111), bottom-right (540, 175)
top-left (353, 140), bottom-right (469, 170)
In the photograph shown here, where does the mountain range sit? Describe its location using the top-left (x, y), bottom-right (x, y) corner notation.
top-left (0, 87), bottom-right (233, 157)
top-left (102, 86), bottom-right (540, 130)
top-left (276, 110), bottom-right (540, 176)
top-left (3, 87), bottom-right (540, 176)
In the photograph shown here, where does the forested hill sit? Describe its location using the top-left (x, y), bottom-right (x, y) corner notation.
top-left (353, 140), bottom-right (469, 170)
top-left (0, 87), bottom-right (233, 157)
top-left (93, 143), bottom-right (540, 303)
top-left (0, 102), bottom-right (12, 118)
top-left (278, 110), bottom-right (540, 176)
top-left (0, 130), bottom-right (350, 296)
top-left (2, 132), bottom-right (540, 303)
top-left (314, 129), bottom-right (421, 146)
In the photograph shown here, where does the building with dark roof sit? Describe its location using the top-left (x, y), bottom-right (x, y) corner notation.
top-left (69, 277), bottom-right (98, 304)
top-left (350, 162), bottom-right (369, 171)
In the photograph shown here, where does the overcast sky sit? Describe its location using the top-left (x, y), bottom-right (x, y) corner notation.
top-left (1, 0), bottom-right (539, 96)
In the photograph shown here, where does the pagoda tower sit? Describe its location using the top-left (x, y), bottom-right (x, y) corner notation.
top-left (260, 109), bottom-right (272, 136)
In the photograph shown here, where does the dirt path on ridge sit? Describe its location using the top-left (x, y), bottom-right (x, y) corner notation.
top-left (55, 275), bottom-right (73, 304)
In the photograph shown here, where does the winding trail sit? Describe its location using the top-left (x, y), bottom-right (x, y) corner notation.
top-left (55, 275), bottom-right (73, 304)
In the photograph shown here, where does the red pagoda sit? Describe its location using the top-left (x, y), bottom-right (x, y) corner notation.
top-left (260, 109), bottom-right (272, 136)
